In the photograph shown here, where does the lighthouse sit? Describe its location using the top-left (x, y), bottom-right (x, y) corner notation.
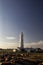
top-left (17, 32), bottom-right (26, 52)
top-left (20, 32), bottom-right (24, 49)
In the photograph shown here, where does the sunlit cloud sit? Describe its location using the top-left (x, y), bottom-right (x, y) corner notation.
top-left (6, 36), bottom-right (16, 40)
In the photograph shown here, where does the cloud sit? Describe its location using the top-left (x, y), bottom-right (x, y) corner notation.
top-left (25, 40), bottom-right (43, 49)
top-left (6, 36), bottom-right (16, 40)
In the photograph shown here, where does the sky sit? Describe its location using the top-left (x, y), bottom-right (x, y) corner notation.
top-left (0, 0), bottom-right (43, 49)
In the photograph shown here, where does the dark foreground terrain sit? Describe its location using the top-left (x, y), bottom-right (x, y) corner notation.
top-left (0, 53), bottom-right (43, 65)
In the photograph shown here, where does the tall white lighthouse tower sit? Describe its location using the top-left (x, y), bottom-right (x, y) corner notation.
top-left (17, 32), bottom-right (26, 52)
